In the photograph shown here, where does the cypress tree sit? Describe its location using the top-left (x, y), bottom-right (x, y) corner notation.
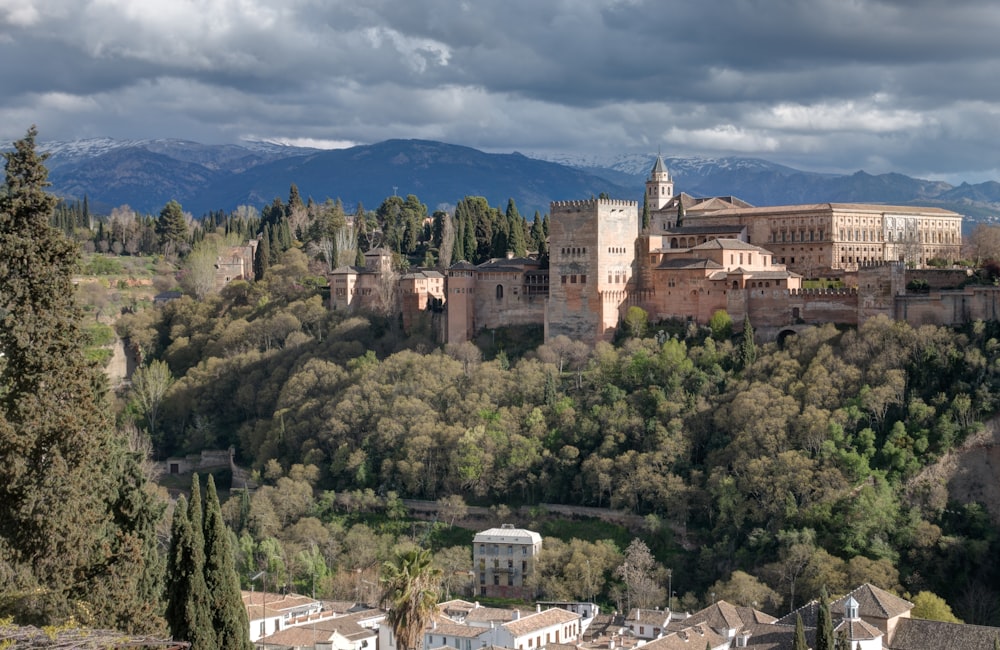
top-left (506, 199), bottom-right (527, 258)
top-left (816, 587), bottom-right (834, 650)
top-left (641, 193), bottom-right (650, 232)
top-left (740, 316), bottom-right (758, 368)
top-left (0, 127), bottom-right (163, 628)
top-left (165, 494), bottom-right (215, 649)
top-left (204, 474), bottom-right (252, 650)
top-left (254, 233), bottom-right (270, 280)
top-left (793, 613), bottom-right (807, 650)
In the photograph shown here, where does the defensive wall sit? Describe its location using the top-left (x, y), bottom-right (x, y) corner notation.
top-left (895, 286), bottom-right (1000, 327)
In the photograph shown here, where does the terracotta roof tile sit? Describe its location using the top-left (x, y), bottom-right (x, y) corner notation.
top-left (502, 608), bottom-right (579, 637)
top-left (888, 618), bottom-right (1000, 649)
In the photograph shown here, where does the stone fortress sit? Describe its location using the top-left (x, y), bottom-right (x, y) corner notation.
top-left (331, 155), bottom-right (1000, 344)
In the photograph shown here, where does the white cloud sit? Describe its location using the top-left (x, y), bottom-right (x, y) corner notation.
top-left (0, 0), bottom-right (41, 26)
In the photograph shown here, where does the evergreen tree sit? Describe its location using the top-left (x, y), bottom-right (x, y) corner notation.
top-left (203, 475), bottom-right (252, 650)
top-left (642, 193), bottom-right (650, 232)
top-left (287, 183), bottom-right (303, 215)
top-left (165, 493), bottom-right (215, 649)
top-left (793, 613), bottom-right (808, 650)
top-left (740, 316), bottom-right (758, 368)
top-left (506, 199), bottom-right (527, 257)
top-left (254, 233), bottom-right (270, 281)
top-left (0, 127), bottom-right (163, 629)
top-left (156, 200), bottom-right (189, 252)
top-left (676, 198), bottom-right (685, 227)
top-left (816, 587), bottom-right (834, 650)
top-left (530, 211), bottom-right (545, 253)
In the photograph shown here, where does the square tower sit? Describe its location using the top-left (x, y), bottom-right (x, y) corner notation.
top-left (546, 198), bottom-right (638, 343)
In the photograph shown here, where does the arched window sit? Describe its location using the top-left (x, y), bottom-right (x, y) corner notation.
top-left (496, 284), bottom-right (504, 300)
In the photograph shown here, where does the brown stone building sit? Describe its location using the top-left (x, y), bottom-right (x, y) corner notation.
top-left (645, 155), bottom-right (963, 275)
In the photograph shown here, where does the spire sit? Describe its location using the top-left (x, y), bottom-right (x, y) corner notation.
top-left (645, 152), bottom-right (673, 211)
top-left (651, 154), bottom-right (668, 178)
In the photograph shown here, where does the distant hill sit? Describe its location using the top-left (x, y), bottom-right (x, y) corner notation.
top-left (38, 138), bottom-right (1000, 227)
top-left (42, 138), bottom-right (633, 217)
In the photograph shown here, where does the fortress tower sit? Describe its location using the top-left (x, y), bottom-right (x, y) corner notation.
top-left (546, 198), bottom-right (638, 343)
top-left (645, 154), bottom-right (674, 210)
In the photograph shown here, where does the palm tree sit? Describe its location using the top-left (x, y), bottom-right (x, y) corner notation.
top-left (381, 548), bottom-right (442, 650)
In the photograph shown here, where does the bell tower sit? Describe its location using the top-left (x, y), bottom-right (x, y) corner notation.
top-left (645, 154), bottom-right (673, 210)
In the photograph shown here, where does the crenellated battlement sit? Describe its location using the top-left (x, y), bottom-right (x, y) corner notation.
top-left (789, 287), bottom-right (859, 296)
top-left (551, 198), bottom-right (638, 209)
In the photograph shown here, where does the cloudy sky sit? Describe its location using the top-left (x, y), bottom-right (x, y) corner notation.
top-left (3, 0), bottom-right (1000, 182)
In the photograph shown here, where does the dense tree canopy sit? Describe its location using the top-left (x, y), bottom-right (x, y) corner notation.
top-left (0, 127), bottom-right (164, 630)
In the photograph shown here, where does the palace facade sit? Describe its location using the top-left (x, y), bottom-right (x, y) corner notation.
top-left (330, 156), bottom-right (984, 345)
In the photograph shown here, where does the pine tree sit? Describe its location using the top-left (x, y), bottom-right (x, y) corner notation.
top-left (157, 200), bottom-right (189, 251)
top-left (0, 127), bottom-right (163, 628)
top-left (793, 613), bottom-right (808, 650)
top-left (203, 475), bottom-right (252, 650)
top-left (816, 587), bottom-right (834, 650)
top-left (165, 490), bottom-right (215, 649)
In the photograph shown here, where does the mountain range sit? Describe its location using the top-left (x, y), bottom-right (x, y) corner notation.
top-left (38, 138), bottom-right (1000, 228)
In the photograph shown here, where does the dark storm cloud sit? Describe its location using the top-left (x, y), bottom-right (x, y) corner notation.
top-left (2, 0), bottom-right (1000, 180)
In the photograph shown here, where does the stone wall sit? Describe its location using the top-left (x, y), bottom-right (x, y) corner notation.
top-left (895, 287), bottom-right (1000, 326)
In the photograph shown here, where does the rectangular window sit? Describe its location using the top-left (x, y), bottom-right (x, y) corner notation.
top-left (580, 275), bottom-right (586, 283)
top-left (571, 275), bottom-right (577, 283)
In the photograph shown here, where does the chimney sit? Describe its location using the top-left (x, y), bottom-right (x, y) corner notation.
top-left (513, 610), bottom-right (521, 620)
top-left (536, 604), bottom-right (542, 613)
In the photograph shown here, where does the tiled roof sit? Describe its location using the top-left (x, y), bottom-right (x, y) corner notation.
top-left (690, 238), bottom-right (763, 251)
top-left (473, 527), bottom-right (542, 545)
top-left (691, 202), bottom-right (960, 218)
top-left (626, 608), bottom-right (671, 624)
top-left (831, 584), bottom-right (913, 620)
top-left (437, 599), bottom-right (478, 616)
top-left (833, 617), bottom-right (882, 640)
top-left (640, 623), bottom-right (728, 650)
top-left (242, 591), bottom-right (320, 619)
top-left (260, 625), bottom-right (332, 646)
top-left (740, 621), bottom-right (812, 650)
top-left (503, 608), bottom-right (579, 637)
top-left (776, 584), bottom-right (913, 629)
top-left (888, 618), bottom-right (1000, 649)
top-left (661, 224), bottom-right (746, 235)
top-left (656, 258), bottom-right (724, 270)
top-left (738, 270), bottom-right (799, 279)
top-left (429, 621), bottom-right (491, 639)
top-left (465, 607), bottom-right (519, 624)
top-left (679, 600), bottom-right (746, 631)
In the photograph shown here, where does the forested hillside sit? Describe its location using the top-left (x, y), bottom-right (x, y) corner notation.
top-left (115, 248), bottom-right (1000, 625)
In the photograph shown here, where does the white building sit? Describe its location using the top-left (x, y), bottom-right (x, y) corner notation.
top-left (472, 525), bottom-right (543, 599)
